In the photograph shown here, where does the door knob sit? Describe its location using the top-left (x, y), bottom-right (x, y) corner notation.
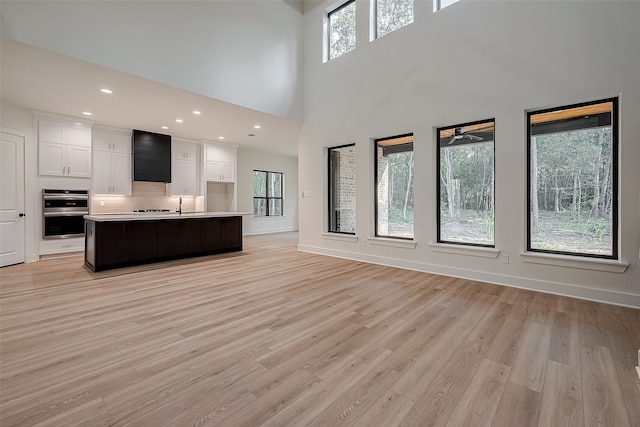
top-left (19, 213), bottom-right (25, 217)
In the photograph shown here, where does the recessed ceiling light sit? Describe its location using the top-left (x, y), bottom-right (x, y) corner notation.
top-left (218, 136), bottom-right (225, 140)
top-left (100, 88), bottom-right (112, 94)
top-left (254, 125), bottom-right (261, 129)
top-left (83, 111), bottom-right (93, 116)
top-left (161, 126), bottom-right (169, 130)
top-left (193, 110), bottom-right (201, 115)
top-left (176, 119), bottom-right (183, 123)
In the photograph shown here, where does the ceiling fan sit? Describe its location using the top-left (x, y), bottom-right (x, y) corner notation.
top-left (448, 127), bottom-right (483, 144)
top-left (447, 123), bottom-right (494, 145)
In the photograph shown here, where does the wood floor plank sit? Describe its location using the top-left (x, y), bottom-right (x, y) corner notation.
top-left (581, 345), bottom-right (632, 427)
top-left (537, 360), bottom-right (584, 427)
top-left (444, 358), bottom-right (511, 427)
top-left (509, 321), bottom-right (552, 392)
top-left (492, 382), bottom-right (542, 427)
top-left (0, 232), bottom-right (637, 426)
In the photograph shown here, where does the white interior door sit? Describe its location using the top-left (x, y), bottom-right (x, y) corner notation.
top-left (0, 131), bottom-right (25, 267)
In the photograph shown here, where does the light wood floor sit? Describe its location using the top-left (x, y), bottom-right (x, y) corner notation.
top-left (1, 232), bottom-right (638, 426)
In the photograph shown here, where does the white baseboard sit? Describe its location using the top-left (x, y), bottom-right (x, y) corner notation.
top-left (297, 244), bottom-right (640, 309)
top-left (244, 227), bottom-right (298, 236)
top-left (637, 350), bottom-right (640, 381)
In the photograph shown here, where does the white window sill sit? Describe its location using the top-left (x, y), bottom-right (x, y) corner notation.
top-left (429, 243), bottom-right (499, 259)
top-left (322, 233), bottom-right (358, 243)
top-left (367, 237), bottom-right (417, 249)
top-left (520, 252), bottom-right (628, 273)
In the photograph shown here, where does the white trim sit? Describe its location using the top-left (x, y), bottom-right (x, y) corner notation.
top-left (297, 244), bottom-right (640, 308)
top-left (252, 215), bottom-right (286, 221)
top-left (322, 232), bottom-right (358, 243)
top-left (243, 227), bottom-right (298, 236)
top-left (520, 252), bottom-right (628, 273)
top-left (367, 237), bottom-right (417, 249)
top-left (430, 242), bottom-right (500, 258)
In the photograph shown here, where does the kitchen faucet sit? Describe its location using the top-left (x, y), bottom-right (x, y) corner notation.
top-left (178, 197), bottom-right (183, 214)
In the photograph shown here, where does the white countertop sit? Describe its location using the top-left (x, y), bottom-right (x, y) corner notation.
top-left (85, 212), bottom-right (252, 222)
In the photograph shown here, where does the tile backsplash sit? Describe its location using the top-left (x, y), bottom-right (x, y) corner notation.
top-left (90, 182), bottom-right (203, 214)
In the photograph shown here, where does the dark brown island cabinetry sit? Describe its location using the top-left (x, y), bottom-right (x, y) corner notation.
top-left (85, 216), bottom-right (242, 272)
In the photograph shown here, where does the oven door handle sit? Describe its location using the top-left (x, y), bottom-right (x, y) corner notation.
top-left (43, 212), bottom-right (89, 217)
top-left (43, 195), bottom-right (89, 201)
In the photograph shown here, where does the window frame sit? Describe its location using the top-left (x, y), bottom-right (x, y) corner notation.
top-left (328, 143), bottom-right (357, 235)
top-left (436, 118), bottom-right (496, 248)
top-left (526, 97), bottom-right (619, 260)
top-left (374, 133), bottom-right (414, 240)
top-left (326, 0), bottom-right (356, 61)
top-left (253, 170), bottom-right (284, 218)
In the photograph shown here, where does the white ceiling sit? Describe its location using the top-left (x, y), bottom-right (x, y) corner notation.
top-left (0, 0), bottom-right (305, 158)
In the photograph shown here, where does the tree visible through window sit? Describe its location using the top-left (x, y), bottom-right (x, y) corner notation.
top-left (328, 0), bottom-right (356, 60)
top-left (253, 170), bottom-right (283, 217)
top-left (376, 0), bottom-right (414, 39)
top-left (375, 134), bottom-right (414, 239)
top-left (438, 119), bottom-right (495, 246)
top-left (329, 144), bottom-right (356, 234)
top-left (528, 99), bottom-right (617, 258)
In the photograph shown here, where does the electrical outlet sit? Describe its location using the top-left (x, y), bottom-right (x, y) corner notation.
top-left (501, 254), bottom-right (509, 264)
top-left (99, 201), bottom-right (105, 207)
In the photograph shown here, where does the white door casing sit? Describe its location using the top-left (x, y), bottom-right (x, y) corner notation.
top-left (0, 131), bottom-right (25, 267)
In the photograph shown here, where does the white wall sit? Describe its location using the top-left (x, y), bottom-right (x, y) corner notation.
top-left (237, 147), bottom-right (298, 235)
top-left (298, 1), bottom-right (640, 307)
top-left (0, 0), bottom-right (303, 121)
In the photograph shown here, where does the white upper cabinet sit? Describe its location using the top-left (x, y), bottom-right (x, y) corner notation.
top-left (37, 117), bottom-right (92, 177)
top-left (172, 140), bottom-right (198, 160)
top-left (92, 130), bottom-right (132, 195)
top-left (92, 132), bottom-right (130, 153)
top-left (170, 139), bottom-right (200, 196)
top-left (206, 143), bottom-right (237, 182)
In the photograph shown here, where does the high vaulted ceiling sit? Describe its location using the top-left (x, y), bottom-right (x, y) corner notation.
top-left (0, 1), bottom-right (303, 157)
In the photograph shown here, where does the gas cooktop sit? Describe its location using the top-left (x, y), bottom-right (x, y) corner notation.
top-left (133, 209), bottom-right (171, 213)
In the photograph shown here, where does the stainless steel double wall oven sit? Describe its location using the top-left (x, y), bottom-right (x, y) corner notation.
top-left (42, 189), bottom-right (89, 239)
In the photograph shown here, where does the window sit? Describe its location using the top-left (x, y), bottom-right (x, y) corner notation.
top-left (437, 119), bottom-right (495, 246)
top-left (435, 0), bottom-right (460, 11)
top-left (527, 98), bottom-right (618, 258)
top-left (328, 144), bottom-right (356, 234)
top-left (253, 170), bottom-right (283, 217)
top-left (375, 0), bottom-right (414, 39)
top-left (327, 0), bottom-right (356, 60)
top-left (375, 134), bottom-right (414, 239)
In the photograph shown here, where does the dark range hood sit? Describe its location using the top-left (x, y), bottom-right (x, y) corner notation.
top-left (132, 129), bottom-right (171, 183)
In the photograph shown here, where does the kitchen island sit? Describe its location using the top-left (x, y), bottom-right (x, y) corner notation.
top-left (84, 212), bottom-right (250, 272)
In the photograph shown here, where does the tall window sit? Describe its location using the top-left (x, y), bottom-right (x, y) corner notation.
top-left (329, 144), bottom-right (357, 234)
top-left (375, 0), bottom-right (414, 39)
top-left (253, 170), bottom-right (283, 217)
top-left (437, 119), bottom-right (495, 246)
top-left (528, 98), bottom-right (618, 258)
top-left (327, 0), bottom-right (356, 61)
top-left (375, 134), bottom-right (414, 239)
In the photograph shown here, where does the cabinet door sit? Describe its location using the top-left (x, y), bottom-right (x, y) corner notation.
top-left (125, 221), bottom-right (157, 262)
top-left (93, 131), bottom-right (130, 153)
top-left (183, 160), bottom-right (198, 195)
top-left (67, 125), bottom-right (92, 147)
top-left (39, 142), bottom-right (65, 176)
top-left (92, 150), bottom-right (112, 194)
top-left (220, 162), bottom-right (235, 182)
top-left (204, 218), bottom-right (224, 251)
top-left (206, 161), bottom-right (221, 182)
top-left (223, 217), bottom-right (243, 249)
top-left (66, 145), bottom-right (92, 177)
top-left (39, 120), bottom-right (65, 144)
top-left (111, 152), bottom-right (131, 195)
top-left (170, 158), bottom-right (185, 195)
top-left (95, 222), bottom-right (127, 266)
